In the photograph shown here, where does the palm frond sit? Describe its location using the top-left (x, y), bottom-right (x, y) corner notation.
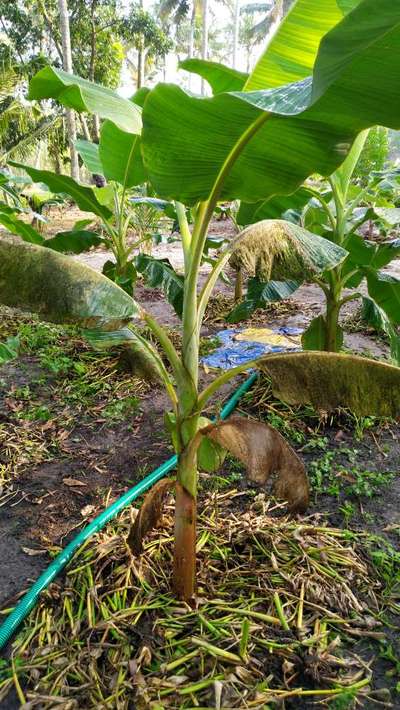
top-left (247, 13), bottom-right (275, 39)
top-left (1, 115), bottom-right (62, 163)
top-left (158, 0), bottom-right (189, 21)
top-left (240, 2), bottom-right (274, 15)
top-left (0, 65), bottom-right (18, 101)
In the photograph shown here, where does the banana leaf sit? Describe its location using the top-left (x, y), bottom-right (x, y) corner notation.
top-left (259, 351), bottom-right (400, 417)
top-left (9, 163), bottom-right (112, 221)
top-left (141, 0), bottom-right (400, 206)
top-left (179, 59), bottom-right (248, 94)
top-left (75, 139), bottom-right (103, 175)
top-left (28, 66), bottom-right (141, 134)
top-left (0, 236), bottom-right (138, 329)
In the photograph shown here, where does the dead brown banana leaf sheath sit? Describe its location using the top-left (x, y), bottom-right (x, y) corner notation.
top-left (202, 416), bottom-right (309, 513)
top-left (127, 478), bottom-right (175, 555)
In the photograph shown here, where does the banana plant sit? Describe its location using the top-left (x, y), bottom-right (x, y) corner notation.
top-left (7, 129), bottom-right (168, 294)
top-left (5, 0), bottom-right (400, 603)
top-left (237, 132), bottom-right (400, 361)
top-left (5, 81), bottom-right (173, 295)
top-left (7, 153), bottom-right (174, 296)
top-left (302, 133), bottom-right (400, 356)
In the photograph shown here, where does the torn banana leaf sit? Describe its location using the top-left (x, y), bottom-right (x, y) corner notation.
top-left (259, 351), bottom-right (400, 417)
top-left (0, 236), bottom-right (138, 329)
top-left (179, 59), bottom-right (248, 94)
top-left (202, 416), bottom-right (309, 512)
top-left (84, 327), bottom-right (163, 382)
top-left (229, 219), bottom-right (347, 281)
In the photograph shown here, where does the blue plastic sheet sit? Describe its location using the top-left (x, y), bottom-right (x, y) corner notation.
top-left (202, 326), bottom-right (302, 370)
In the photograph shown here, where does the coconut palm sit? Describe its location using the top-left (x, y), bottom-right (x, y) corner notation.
top-left (0, 65), bottom-right (60, 166)
top-left (57, 0), bottom-right (79, 179)
top-left (240, 0), bottom-right (293, 42)
top-left (158, 0), bottom-right (212, 92)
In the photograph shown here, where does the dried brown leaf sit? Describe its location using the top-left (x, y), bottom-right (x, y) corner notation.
top-left (128, 659), bottom-right (138, 679)
top-left (202, 416), bottom-right (309, 512)
top-left (80, 504), bottom-right (95, 517)
top-left (127, 478), bottom-right (175, 555)
top-left (21, 547), bottom-right (47, 556)
top-left (63, 478), bottom-right (87, 487)
top-left (136, 645), bottom-right (152, 667)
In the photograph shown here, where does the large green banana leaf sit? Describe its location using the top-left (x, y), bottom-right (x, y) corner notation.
top-left (44, 230), bottom-right (103, 254)
top-left (28, 67), bottom-right (141, 134)
top-left (0, 237), bottom-right (138, 329)
top-left (342, 234), bottom-right (400, 287)
top-left (237, 187), bottom-right (313, 226)
top-left (75, 139), bottom-right (103, 175)
top-left (76, 124), bottom-right (145, 189)
top-left (179, 59), bottom-right (248, 94)
top-left (99, 120), bottom-right (145, 188)
top-left (245, 0), bottom-right (359, 91)
top-left (141, 0), bottom-right (400, 205)
top-left (9, 163), bottom-right (112, 221)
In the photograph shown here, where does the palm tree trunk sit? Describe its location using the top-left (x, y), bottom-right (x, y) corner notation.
top-left (137, 45), bottom-right (146, 88)
top-left (187, 2), bottom-right (196, 90)
top-left (273, 0), bottom-right (283, 24)
top-left (232, 0), bottom-right (240, 69)
top-left (201, 0), bottom-right (209, 95)
top-left (89, 0), bottom-right (100, 142)
top-left (57, 0), bottom-right (79, 181)
top-left (189, 4), bottom-right (195, 57)
top-left (79, 115), bottom-right (91, 141)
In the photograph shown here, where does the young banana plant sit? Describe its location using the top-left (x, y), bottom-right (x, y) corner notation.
top-left (8, 122), bottom-right (170, 295)
top-left (3, 0), bottom-right (400, 602)
top-left (236, 131), bottom-right (400, 361)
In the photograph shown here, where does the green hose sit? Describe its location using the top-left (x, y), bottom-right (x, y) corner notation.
top-left (0, 372), bottom-right (257, 650)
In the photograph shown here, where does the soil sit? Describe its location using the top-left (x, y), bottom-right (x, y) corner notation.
top-left (0, 359), bottom-right (170, 608)
top-left (0, 210), bottom-right (399, 707)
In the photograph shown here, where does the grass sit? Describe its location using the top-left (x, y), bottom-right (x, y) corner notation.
top-left (103, 395), bottom-right (141, 421)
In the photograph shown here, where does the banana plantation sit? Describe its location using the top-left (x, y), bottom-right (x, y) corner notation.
top-left (0, 0), bottom-right (400, 707)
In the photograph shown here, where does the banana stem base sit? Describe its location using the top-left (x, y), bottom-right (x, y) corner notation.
top-left (173, 482), bottom-right (196, 601)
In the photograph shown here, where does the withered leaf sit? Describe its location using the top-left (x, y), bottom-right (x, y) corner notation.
top-left (202, 416), bottom-right (309, 512)
top-left (127, 478), bottom-right (175, 555)
top-left (259, 351), bottom-right (400, 417)
top-left (63, 477), bottom-right (87, 487)
top-left (21, 547), bottom-right (48, 556)
top-left (229, 219), bottom-right (346, 281)
top-left (80, 504), bottom-right (95, 517)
